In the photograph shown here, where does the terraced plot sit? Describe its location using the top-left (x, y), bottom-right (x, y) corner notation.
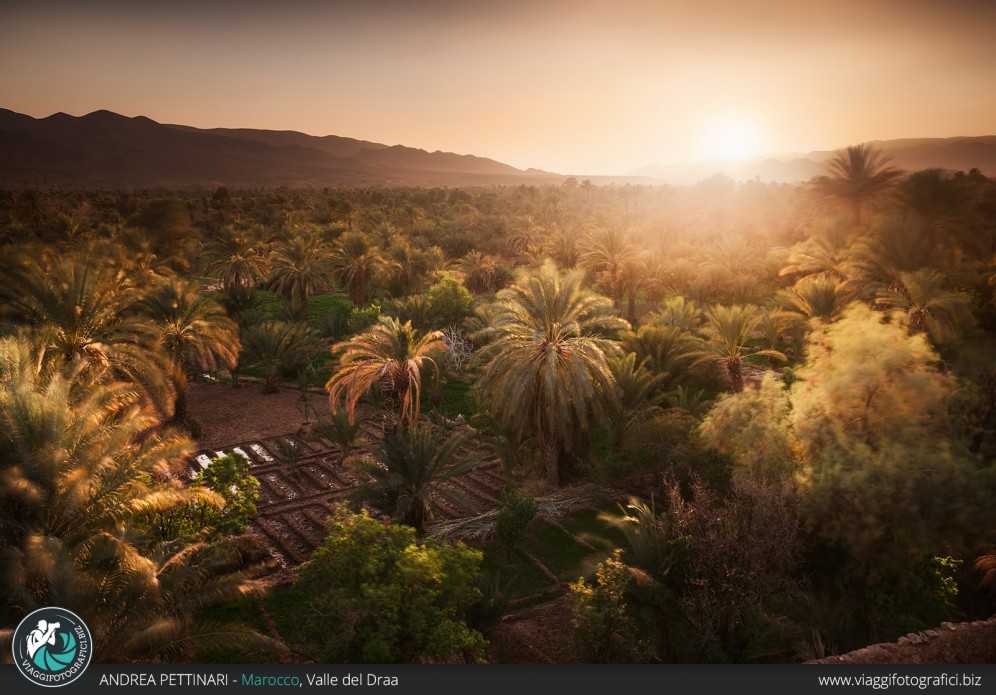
top-left (191, 429), bottom-right (504, 567)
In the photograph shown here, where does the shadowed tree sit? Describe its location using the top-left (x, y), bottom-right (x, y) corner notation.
top-left (581, 227), bottom-right (636, 309)
top-left (268, 233), bottom-right (334, 321)
top-left (778, 276), bottom-right (850, 326)
top-left (0, 250), bottom-right (169, 409)
top-left (607, 353), bottom-right (667, 453)
top-left (203, 227), bottom-right (269, 298)
top-left (457, 250), bottom-right (498, 295)
top-left (0, 336), bottom-right (269, 661)
top-left (811, 143), bottom-right (902, 225)
top-left (475, 261), bottom-right (627, 488)
top-left (137, 277), bottom-right (240, 430)
top-left (331, 232), bottom-right (392, 307)
top-left (620, 324), bottom-right (706, 394)
top-left (876, 268), bottom-right (975, 345)
top-left (704, 305), bottom-right (784, 392)
top-left (242, 321), bottom-right (316, 393)
top-left (327, 317), bottom-right (445, 433)
top-left (347, 425), bottom-right (486, 533)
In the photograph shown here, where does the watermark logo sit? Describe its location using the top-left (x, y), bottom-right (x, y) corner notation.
top-left (12, 607), bottom-right (92, 687)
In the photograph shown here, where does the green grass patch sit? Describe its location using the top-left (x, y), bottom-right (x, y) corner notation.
top-left (479, 545), bottom-right (555, 601)
top-left (426, 379), bottom-right (475, 419)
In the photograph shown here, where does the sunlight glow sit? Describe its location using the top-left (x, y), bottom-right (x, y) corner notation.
top-left (701, 115), bottom-right (766, 161)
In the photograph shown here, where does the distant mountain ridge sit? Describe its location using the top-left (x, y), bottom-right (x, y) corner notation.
top-left (0, 108), bottom-right (559, 188)
top-left (632, 136), bottom-right (996, 184)
top-left (2, 108), bottom-right (995, 188)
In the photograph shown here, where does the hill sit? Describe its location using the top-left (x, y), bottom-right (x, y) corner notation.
top-left (0, 108), bottom-right (561, 188)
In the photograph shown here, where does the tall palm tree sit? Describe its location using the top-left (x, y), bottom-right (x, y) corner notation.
top-left (242, 321), bottom-right (316, 393)
top-left (457, 250), bottom-right (498, 295)
top-left (0, 249), bottom-right (169, 407)
top-left (618, 256), bottom-right (648, 324)
top-left (203, 227), bottom-right (269, 297)
top-left (607, 353), bottom-right (667, 453)
top-left (137, 277), bottom-right (239, 428)
top-left (811, 143), bottom-right (902, 225)
top-left (0, 336), bottom-right (268, 661)
top-left (778, 276), bottom-right (849, 325)
top-left (268, 233), bottom-right (334, 321)
top-left (475, 261), bottom-right (627, 488)
top-left (876, 268), bottom-right (974, 345)
top-left (581, 227), bottom-right (636, 309)
top-left (387, 239), bottom-right (432, 296)
top-left (330, 232), bottom-right (391, 308)
top-left (347, 425), bottom-right (486, 533)
top-left (326, 317), bottom-right (445, 433)
top-left (620, 324), bottom-right (707, 393)
top-left (704, 305), bottom-right (783, 392)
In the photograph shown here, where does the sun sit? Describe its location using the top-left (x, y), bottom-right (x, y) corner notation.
top-left (701, 115), bottom-right (766, 161)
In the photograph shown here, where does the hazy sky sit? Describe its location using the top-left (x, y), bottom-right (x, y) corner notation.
top-left (2, 0), bottom-right (995, 174)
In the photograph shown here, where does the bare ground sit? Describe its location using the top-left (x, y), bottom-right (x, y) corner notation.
top-left (187, 380), bottom-right (330, 450)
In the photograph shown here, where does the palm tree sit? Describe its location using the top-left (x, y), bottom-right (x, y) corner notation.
top-left (876, 268), bottom-right (974, 345)
top-left (581, 227), bottom-right (636, 309)
top-left (0, 336), bottom-right (268, 661)
top-left (0, 250), bottom-right (169, 407)
top-left (241, 321), bottom-right (316, 393)
top-left (203, 227), bottom-right (269, 297)
top-left (618, 256), bottom-right (648, 324)
top-left (811, 143), bottom-right (902, 225)
top-left (137, 278), bottom-right (239, 429)
top-left (620, 324), bottom-right (706, 393)
top-left (704, 305), bottom-right (783, 392)
top-left (347, 425), bottom-right (486, 533)
top-left (268, 233), bottom-right (334, 320)
top-left (457, 250), bottom-right (498, 295)
top-left (387, 239), bottom-right (432, 296)
top-left (475, 261), bottom-right (627, 488)
top-left (778, 276), bottom-right (849, 325)
top-left (326, 317), bottom-right (445, 433)
top-left (330, 232), bottom-right (391, 307)
top-left (607, 353), bottom-right (666, 453)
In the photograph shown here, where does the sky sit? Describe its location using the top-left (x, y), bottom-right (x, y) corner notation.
top-left (1, 0), bottom-right (995, 175)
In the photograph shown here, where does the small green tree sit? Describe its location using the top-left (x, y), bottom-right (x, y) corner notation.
top-left (494, 492), bottom-right (536, 563)
top-left (293, 506), bottom-right (486, 663)
top-left (192, 452), bottom-right (260, 534)
top-left (150, 452), bottom-right (259, 541)
top-left (428, 273), bottom-right (474, 326)
top-left (569, 549), bottom-right (645, 662)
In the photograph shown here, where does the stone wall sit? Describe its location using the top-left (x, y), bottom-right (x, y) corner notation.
top-left (809, 616), bottom-right (996, 664)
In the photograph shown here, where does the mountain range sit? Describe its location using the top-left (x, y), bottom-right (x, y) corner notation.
top-left (1, 108), bottom-right (995, 188)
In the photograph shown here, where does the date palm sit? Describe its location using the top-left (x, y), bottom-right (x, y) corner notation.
top-left (0, 250), bottom-right (168, 407)
top-left (704, 305), bottom-right (783, 392)
top-left (242, 321), bottom-right (316, 393)
top-left (811, 143), bottom-right (902, 225)
top-left (475, 261), bottom-right (627, 488)
top-left (327, 317), bottom-right (445, 433)
top-left (137, 278), bottom-right (239, 429)
top-left (330, 232), bottom-right (392, 307)
top-left (268, 233), bottom-right (334, 321)
top-left (203, 227), bottom-right (269, 297)
top-left (581, 227), bottom-right (636, 309)
top-left (347, 425), bottom-right (486, 533)
top-left (876, 268), bottom-right (974, 345)
top-left (0, 336), bottom-right (268, 661)
top-left (778, 276), bottom-right (849, 325)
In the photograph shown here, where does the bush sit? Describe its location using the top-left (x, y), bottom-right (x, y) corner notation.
top-left (293, 506), bottom-right (487, 663)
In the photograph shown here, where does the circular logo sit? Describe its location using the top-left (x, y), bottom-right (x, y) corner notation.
top-left (12, 607), bottom-right (92, 688)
